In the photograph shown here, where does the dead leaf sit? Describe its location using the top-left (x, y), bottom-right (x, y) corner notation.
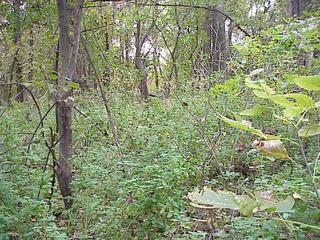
top-left (252, 140), bottom-right (289, 159)
top-left (235, 141), bottom-right (246, 151)
top-left (263, 128), bottom-right (277, 135)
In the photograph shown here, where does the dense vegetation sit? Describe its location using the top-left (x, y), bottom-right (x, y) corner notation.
top-left (0, 0), bottom-right (320, 239)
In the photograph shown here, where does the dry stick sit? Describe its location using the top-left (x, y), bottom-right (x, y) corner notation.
top-left (73, 106), bottom-right (109, 137)
top-left (0, 88), bottom-right (26, 118)
top-left (37, 128), bottom-right (61, 209)
top-left (27, 102), bottom-right (57, 154)
top-left (173, 92), bottom-right (223, 183)
top-left (81, 36), bottom-right (122, 154)
top-left (0, 82), bottom-right (48, 164)
top-left (47, 127), bottom-right (59, 210)
top-left (0, 83), bottom-right (43, 123)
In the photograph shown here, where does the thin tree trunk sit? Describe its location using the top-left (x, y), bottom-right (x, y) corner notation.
top-left (13, 0), bottom-right (23, 102)
top-left (134, 20), bottom-right (149, 100)
top-left (153, 48), bottom-right (159, 90)
top-left (55, 0), bottom-right (84, 210)
top-left (81, 36), bottom-right (121, 152)
top-left (28, 27), bottom-right (34, 83)
top-left (288, 0), bottom-right (304, 18)
top-left (125, 32), bottom-right (130, 63)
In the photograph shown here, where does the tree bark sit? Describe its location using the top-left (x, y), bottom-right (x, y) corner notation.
top-left (13, 0), bottom-right (23, 102)
top-left (134, 20), bottom-right (149, 100)
top-left (203, 9), bottom-right (228, 75)
top-left (124, 32), bottom-right (130, 63)
top-left (55, 0), bottom-right (84, 210)
top-left (288, 0), bottom-right (304, 17)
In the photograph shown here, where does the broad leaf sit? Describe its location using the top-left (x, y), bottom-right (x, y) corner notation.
top-left (188, 188), bottom-right (295, 216)
top-left (283, 74), bottom-right (299, 84)
top-left (245, 80), bottom-right (275, 94)
top-left (298, 124), bottom-right (320, 138)
top-left (239, 106), bottom-right (268, 117)
top-left (268, 93), bottom-right (313, 109)
top-left (253, 90), bottom-right (269, 99)
top-left (256, 193), bottom-right (295, 213)
top-left (220, 115), bottom-right (279, 140)
top-left (252, 140), bottom-right (289, 159)
top-left (239, 196), bottom-right (260, 217)
top-left (188, 187), bottom-right (239, 209)
top-left (294, 75), bottom-right (320, 91)
top-left (263, 93), bottom-right (314, 118)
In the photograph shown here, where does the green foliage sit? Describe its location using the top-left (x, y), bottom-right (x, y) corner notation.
top-left (219, 114), bottom-right (279, 139)
top-left (188, 187), bottom-right (295, 217)
top-left (1, 1), bottom-right (320, 239)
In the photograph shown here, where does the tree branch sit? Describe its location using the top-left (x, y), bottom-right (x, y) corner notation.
top-left (89, 0), bottom-right (251, 37)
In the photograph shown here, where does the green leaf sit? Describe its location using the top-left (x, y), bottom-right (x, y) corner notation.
top-left (294, 75), bottom-right (320, 91)
top-left (245, 79), bottom-right (275, 94)
top-left (188, 188), bottom-right (295, 216)
top-left (253, 90), bottom-right (269, 99)
top-left (69, 82), bottom-right (80, 90)
top-left (269, 93), bottom-right (313, 109)
top-left (257, 194), bottom-right (295, 213)
top-left (239, 106), bottom-right (268, 117)
top-left (298, 124), bottom-right (320, 138)
top-left (239, 196), bottom-right (260, 217)
top-left (219, 115), bottom-right (279, 140)
top-left (245, 77), bottom-right (262, 90)
top-left (188, 187), bottom-right (239, 210)
top-left (268, 93), bottom-right (314, 118)
top-left (283, 74), bottom-right (299, 84)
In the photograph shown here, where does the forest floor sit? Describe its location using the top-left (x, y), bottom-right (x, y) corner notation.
top-left (1, 90), bottom-right (320, 239)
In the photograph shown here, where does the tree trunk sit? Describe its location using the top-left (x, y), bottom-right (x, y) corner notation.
top-left (134, 20), bottom-right (149, 100)
top-left (203, 6), bottom-right (228, 75)
top-left (212, 10), bottom-right (227, 72)
top-left (288, 0), bottom-right (304, 17)
top-left (125, 32), bottom-right (130, 63)
top-left (203, 10), bottom-right (213, 74)
top-left (13, 0), bottom-right (23, 102)
top-left (28, 27), bottom-right (34, 83)
top-left (55, 0), bottom-right (84, 210)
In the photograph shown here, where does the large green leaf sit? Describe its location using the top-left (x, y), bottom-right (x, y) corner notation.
top-left (188, 188), bottom-right (295, 216)
top-left (253, 90), bottom-right (269, 99)
top-left (253, 89), bottom-right (314, 117)
top-left (293, 75), bottom-right (320, 91)
top-left (219, 115), bottom-right (279, 140)
top-left (245, 78), bottom-right (275, 94)
top-left (188, 187), bottom-right (239, 209)
top-left (298, 124), bottom-right (320, 138)
top-left (239, 106), bottom-right (268, 117)
top-left (239, 196), bottom-right (260, 217)
top-left (256, 193), bottom-right (295, 213)
top-left (269, 93), bottom-right (313, 109)
top-left (283, 74), bottom-right (299, 84)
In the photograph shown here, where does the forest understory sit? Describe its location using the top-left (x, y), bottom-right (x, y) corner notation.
top-left (1, 0), bottom-right (320, 239)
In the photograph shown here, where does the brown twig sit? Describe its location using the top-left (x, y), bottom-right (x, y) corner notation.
top-left (73, 105), bottom-right (109, 137)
